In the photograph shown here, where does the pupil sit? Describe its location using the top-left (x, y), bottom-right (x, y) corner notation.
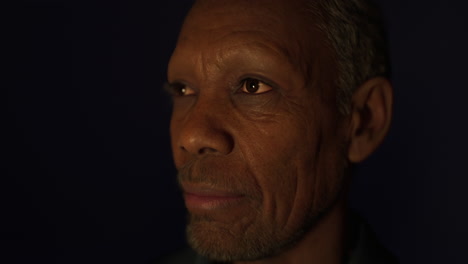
top-left (246, 79), bottom-right (259, 93)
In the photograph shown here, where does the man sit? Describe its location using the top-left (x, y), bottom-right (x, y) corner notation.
top-left (160, 0), bottom-right (396, 263)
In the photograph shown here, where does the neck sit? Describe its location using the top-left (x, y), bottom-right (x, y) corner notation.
top-left (235, 198), bottom-right (348, 264)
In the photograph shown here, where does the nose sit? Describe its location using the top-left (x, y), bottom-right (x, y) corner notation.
top-left (172, 101), bottom-right (234, 157)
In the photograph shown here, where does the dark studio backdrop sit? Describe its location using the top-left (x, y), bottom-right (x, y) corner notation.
top-left (5, 0), bottom-right (468, 263)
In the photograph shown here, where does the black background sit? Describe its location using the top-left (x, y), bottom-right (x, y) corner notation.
top-left (5, 0), bottom-right (468, 263)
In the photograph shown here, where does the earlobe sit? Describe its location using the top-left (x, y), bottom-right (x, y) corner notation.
top-left (347, 77), bottom-right (393, 163)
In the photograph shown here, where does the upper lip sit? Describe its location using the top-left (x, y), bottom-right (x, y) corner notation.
top-left (180, 182), bottom-right (243, 197)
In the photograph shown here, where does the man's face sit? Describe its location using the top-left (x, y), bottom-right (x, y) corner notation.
top-left (167, 0), bottom-right (349, 261)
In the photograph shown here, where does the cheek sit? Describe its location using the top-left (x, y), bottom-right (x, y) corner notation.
top-left (235, 111), bottom-right (317, 226)
top-left (235, 98), bottom-right (345, 230)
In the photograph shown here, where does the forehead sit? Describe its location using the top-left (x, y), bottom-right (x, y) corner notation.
top-left (183, 0), bottom-right (309, 37)
top-left (170, 0), bottom-right (326, 78)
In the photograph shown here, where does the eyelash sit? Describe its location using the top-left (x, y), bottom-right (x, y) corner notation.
top-left (239, 77), bottom-right (273, 95)
top-left (164, 82), bottom-right (190, 97)
top-left (164, 77), bottom-right (274, 96)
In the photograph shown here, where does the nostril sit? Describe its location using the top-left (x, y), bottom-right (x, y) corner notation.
top-left (198, 147), bottom-right (217, 155)
top-left (177, 124), bottom-right (234, 156)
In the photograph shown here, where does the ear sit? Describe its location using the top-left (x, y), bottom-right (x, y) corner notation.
top-left (347, 77), bottom-right (393, 163)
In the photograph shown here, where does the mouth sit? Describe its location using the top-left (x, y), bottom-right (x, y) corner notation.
top-left (181, 182), bottom-right (245, 212)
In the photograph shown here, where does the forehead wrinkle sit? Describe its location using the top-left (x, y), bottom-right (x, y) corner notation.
top-left (215, 32), bottom-right (293, 67)
top-left (182, 2), bottom-right (314, 73)
top-left (176, 0), bottom-right (329, 91)
top-left (181, 29), bottom-right (304, 83)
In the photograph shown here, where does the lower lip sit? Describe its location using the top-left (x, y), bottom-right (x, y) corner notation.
top-left (183, 193), bottom-right (244, 211)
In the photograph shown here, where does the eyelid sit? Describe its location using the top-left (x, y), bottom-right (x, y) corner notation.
top-left (239, 77), bottom-right (274, 94)
top-left (164, 81), bottom-right (196, 96)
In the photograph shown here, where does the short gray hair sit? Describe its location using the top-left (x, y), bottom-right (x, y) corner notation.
top-left (307, 0), bottom-right (390, 115)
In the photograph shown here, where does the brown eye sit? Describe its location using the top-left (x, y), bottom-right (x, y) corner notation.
top-left (241, 78), bottom-right (273, 94)
top-left (165, 82), bottom-right (196, 96)
top-left (178, 85), bottom-right (196, 96)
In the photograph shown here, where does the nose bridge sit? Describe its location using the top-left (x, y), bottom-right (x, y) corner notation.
top-left (177, 92), bottom-right (234, 156)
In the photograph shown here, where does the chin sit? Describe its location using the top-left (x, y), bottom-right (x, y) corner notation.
top-left (186, 213), bottom-right (310, 262)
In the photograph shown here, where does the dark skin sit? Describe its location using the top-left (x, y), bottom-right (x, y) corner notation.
top-left (167, 0), bottom-right (393, 263)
